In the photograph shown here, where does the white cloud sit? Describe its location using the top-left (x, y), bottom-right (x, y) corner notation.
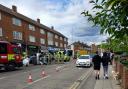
top-left (0, 0), bottom-right (108, 45)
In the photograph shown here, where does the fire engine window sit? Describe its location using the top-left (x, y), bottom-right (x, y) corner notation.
top-left (0, 43), bottom-right (7, 54)
top-left (13, 48), bottom-right (20, 54)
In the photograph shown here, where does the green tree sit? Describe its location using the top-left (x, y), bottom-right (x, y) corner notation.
top-left (82, 0), bottom-right (128, 39)
top-left (82, 0), bottom-right (128, 52)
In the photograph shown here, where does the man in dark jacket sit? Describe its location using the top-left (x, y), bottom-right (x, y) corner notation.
top-left (102, 52), bottom-right (109, 79)
top-left (92, 51), bottom-right (102, 80)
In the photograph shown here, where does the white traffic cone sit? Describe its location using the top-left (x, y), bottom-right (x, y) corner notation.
top-left (28, 73), bottom-right (32, 83)
top-left (41, 70), bottom-right (46, 77)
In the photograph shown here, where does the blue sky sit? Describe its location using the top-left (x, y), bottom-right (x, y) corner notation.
top-left (0, 0), bottom-right (108, 45)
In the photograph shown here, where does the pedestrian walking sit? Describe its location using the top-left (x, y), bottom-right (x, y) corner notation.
top-left (102, 52), bottom-right (109, 79)
top-left (23, 56), bottom-right (30, 67)
top-left (92, 51), bottom-right (102, 80)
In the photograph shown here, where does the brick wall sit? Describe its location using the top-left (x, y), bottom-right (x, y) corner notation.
top-left (0, 6), bottom-right (67, 49)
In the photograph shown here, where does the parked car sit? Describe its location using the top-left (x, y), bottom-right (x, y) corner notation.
top-left (76, 55), bottom-right (92, 67)
top-left (29, 55), bottom-right (37, 65)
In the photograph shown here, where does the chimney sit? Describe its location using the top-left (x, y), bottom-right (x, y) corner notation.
top-left (51, 26), bottom-right (54, 30)
top-left (12, 5), bottom-right (17, 12)
top-left (37, 18), bottom-right (40, 23)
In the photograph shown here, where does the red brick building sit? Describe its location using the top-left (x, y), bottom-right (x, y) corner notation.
top-left (0, 4), bottom-right (68, 55)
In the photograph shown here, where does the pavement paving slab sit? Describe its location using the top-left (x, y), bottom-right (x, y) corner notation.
top-left (94, 65), bottom-right (121, 89)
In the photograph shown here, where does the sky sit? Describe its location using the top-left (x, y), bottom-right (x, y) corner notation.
top-left (0, 0), bottom-right (108, 45)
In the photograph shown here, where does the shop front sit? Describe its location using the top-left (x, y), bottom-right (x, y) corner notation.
top-left (27, 45), bottom-right (39, 56)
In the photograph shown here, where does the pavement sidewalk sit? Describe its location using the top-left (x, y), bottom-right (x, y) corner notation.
top-left (94, 65), bottom-right (121, 89)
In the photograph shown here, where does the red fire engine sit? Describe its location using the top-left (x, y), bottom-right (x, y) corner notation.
top-left (0, 41), bottom-right (23, 70)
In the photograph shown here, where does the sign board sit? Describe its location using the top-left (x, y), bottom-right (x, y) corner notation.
top-left (41, 46), bottom-right (48, 52)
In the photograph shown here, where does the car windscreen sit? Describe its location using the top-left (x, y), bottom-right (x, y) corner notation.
top-left (79, 56), bottom-right (89, 59)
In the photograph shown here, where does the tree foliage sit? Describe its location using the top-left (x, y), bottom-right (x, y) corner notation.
top-left (82, 0), bottom-right (128, 52)
top-left (82, 0), bottom-right (128, 39)
top-left (101, 37), bottom-right (128, 52)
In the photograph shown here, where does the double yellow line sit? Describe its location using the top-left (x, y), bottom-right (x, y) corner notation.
top-left (68, 68), bottom-right (93, 89)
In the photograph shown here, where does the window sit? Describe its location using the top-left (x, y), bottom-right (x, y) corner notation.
top-left (48, 32), bottom-right (53, 38)
top-left (47, 32), bottom-right (53, 45)
top-left (79, 55), bottom-right (89, 59)
top-left (40, 29), bottom-right (45, 34)
top-left (55, 35), bottom-right (58, 39)
top-left (60, 43), bottom-right (63, 47)
top-left (55, 42), bottom-right (58, 46)
top-left (40, 38), bottom-right (45, 44)
top-left (0, 28), bottom-right (2, 36)
top-left (0, 12), bottom-right (1, 20)
top-left (29, 35), bottom-right (35, 42)
top-left (60, 37), bottom-right (63, 40)
top-left (13, 31), bottom-right (22, 40)
top-left (0, 43), bottom-right (7, 54)
top-left (64, 38), bottom-right (67, 41)
top-left (29, 24), bottom-right (35, 31)
top-left (64, 44), bottom-right (67, 48)
top-left (12, 18), bottom-right (21, 26)
top-left (48, 40), bottom-right (53, 45)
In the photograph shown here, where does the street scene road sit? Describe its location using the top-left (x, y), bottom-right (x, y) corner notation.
top-left (0, 60), bottom-right (95, 89)
top-left (0, 0), bottom-right (127, 89)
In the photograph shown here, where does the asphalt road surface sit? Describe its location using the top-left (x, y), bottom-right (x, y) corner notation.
top-left (0, 60), bottom-right (96, 89)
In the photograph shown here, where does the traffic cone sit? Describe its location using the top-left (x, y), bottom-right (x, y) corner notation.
top-left (41, 70), bottom-right (46, 77)
top-left (28, 73), bottom-right (32, 83)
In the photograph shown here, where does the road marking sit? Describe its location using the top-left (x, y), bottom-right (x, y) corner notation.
top-left (22, 75), bottom-right (51, 89)
top-left (69, 82), bottom-right (80, 89)
top-left (78, 69), bottom-right (92, 81)
top-left (28, 75), bottom-right (50, 85)
top-left (77, 70), bottom-right (89, 81)
top-left (55, 65), bottom-right (67, 71)
top-left (78, 68), bottom-right (82, 69)
top-left (57, 65), bottom-right (65, 69)
top-left (0, 77), bottom-right (6, 80)
top-left (68, 68), bottom-right (93, 89)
